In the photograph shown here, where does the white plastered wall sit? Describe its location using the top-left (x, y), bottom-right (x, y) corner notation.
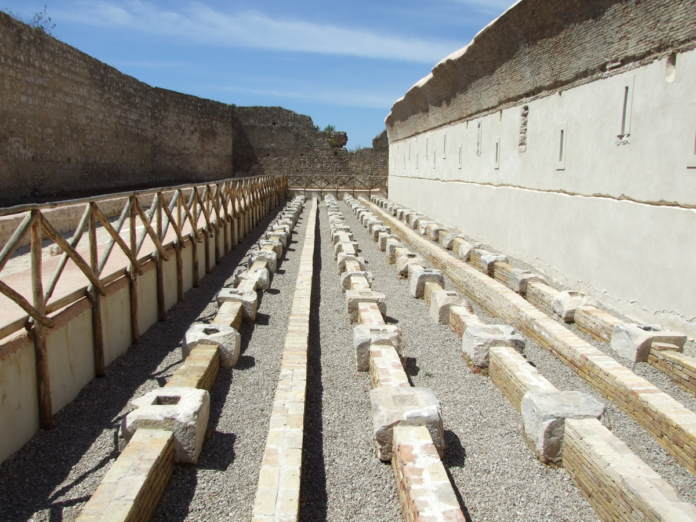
top-left (388, 51), bottom-right (696, 337)
top-left (0, 231), bottom-right (213, 463)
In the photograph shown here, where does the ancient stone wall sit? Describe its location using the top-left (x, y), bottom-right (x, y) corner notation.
top-left (0, 13), bottom-right (235, 207)
top-left (231, 106), bottom-right (387, 179)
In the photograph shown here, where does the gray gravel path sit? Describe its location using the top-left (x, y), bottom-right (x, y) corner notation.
top-left (299, 201), bottom-right (401, 521)
top-left (324, 201), bottom-right (599, 522)
top-left (397, 201), bottom-right (696, 504)
top-left (0, 203), bottom-right (300, 522)
top-left (152, 202), bottom-right (310, 521)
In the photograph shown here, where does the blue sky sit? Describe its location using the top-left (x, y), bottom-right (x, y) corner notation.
top-left (3, 0), bottom-right (515, 148)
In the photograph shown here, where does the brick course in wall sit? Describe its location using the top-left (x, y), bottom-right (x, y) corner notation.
top-left (75, 428), bottom-right (174, 522)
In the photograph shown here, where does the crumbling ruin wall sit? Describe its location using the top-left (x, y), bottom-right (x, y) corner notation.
top-left (231, 106), bottom-right (387, 178)
top-left (385, 0), bottom-right (696, 336)
top-left (0, 12), bottom-right (234, 207)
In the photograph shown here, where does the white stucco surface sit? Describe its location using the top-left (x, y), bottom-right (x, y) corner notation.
top-left (388, 51), bottom-right (696, 337)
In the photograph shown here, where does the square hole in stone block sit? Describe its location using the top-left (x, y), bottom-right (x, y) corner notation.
top-left (153, 395), bottom-right (181, 405)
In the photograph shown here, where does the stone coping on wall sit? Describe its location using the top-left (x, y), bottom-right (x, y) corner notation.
top-left (360, 197), bottom-right (696, 477)
top-left (252, 197), bottom-right (317, 522)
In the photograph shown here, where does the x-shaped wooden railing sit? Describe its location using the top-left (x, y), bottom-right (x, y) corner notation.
top-left (287, 173), bottom-right (387, 193)
top-left (0, 174), bottom-right (287, 429)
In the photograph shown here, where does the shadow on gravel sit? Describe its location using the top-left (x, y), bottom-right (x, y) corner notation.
top-left (299, 211), bottom-right (328, 522)
top-left (0, 203), bottom-right (287, 521)
top-left (405, 356), bottom-right (421, 377)
top-left (443, 430), bottom-right (472, 521)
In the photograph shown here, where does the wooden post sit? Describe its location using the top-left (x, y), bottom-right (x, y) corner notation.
top-left (31, 211), bottom-right (53, 430)
top-left (176, 197), bottom-right (184, 302)
top-left (88, 203), bottom-right (105, 377)
top-left (192, 192), bottom-right (200, 287)
top-left (156, 195), bottom-right (166, 322)
top-left (129, 199), bottom-right (140, 344)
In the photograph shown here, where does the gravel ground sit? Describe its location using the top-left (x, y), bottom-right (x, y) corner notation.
top-left (0, 202), bottom-right (301, 522)
top-left (323, 200), bottom-right (599, 522)
top-left (371, 200), bottom-right (696, 506)
top-left (299, 201), bottom-right (401, 521)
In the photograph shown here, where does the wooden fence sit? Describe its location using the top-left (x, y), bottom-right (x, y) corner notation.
top-left (0, 174), bottom-right (287, 429)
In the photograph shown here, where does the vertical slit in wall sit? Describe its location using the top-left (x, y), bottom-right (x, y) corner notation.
top-left (559, 130), bottom-right (565, 162)
top-left (665, 53), bottom-right (676, 82)
top-left (476, 122), bottom-right (482, 157)
top-left (620, 86), bottom-right (629, 136)
top-left (425, 137), bottom-right (429, 160)
top-left (458, 145), bottom-right (462, 169)
top-left (443, 134), bottom-right (447, 159)
top-left (495, 140), bottom-right (500, 170)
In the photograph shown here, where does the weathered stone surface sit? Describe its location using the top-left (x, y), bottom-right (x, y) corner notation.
top-left (266, 231), bottom-right (288, 248)
top-left (250, 250), bottom-right (278, 273)
top-left (409, 266), bottom-right (445, 298)
top-left (240, 266), bottom-right (271, 291)
top-left (462, 323), bottom-right (525, 368)
top-left (346, 290), bottom-right (387, 322)
top-left (334, 240), bottom-right (359, 258)
top-left (396, 251), bottom-right (425, 278)
top-left (371, 225), bottom-right (391, 240)
top-left (449, 305), bottom-right (480, 338)
top-left (183, 323), bottom-right (241, 368)
top-left (430, 290), bottom-right (466, 325)
top-left (332, 231), bottom-right (354, 245)
top-left (441, 232), bottom-right (464, 250)
top-left (479, 251), bottom-right (508, 273)
top-left (508, 268), bottom-right (548, 295)
top-left (371, 387), bottom-right (444, 461)
top-left (458, 241), bottom-right (481, 261)
top-left (611, 323), bottom-right (687, 363)
top-left (120, 387), bottom-right (210, 464)
top-left (552, 290), bottom-right (597, 322)
top-left (337, 253), bottom-right (365, 273)
top-left (354, 324), bottom-right (403, 372)
top-left (340, 270), bottom-right (374, 292)
top-left (258, 239), bottom-right (283, 258)
top-left (216, 288), bottom-right (258, 322)
top-left (418, 220), bottom-right (437, 235)
top-left (521, 390), bottom-right (606, 463)
top-left (386, 239), bottom-right (406, 264)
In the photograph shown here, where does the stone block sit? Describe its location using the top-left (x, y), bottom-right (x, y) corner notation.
top-left (552, 290), bottom-right (597, 322)
top-left (462, 323), bottom-right (525, 369)
top-left (396, 251), bottom-right (425, 278)
top-left (380, 233), bottom-right (399, 252)
top-left (354, 324), bottom-right (403, 372)
top-left (371, 387), bottom-right (444, 461)
top-left (440, 232), bottom-right (464, 250)
top-left (478, 251), bottom-right (508, 274)
top-left (426, 223), bottom-right (447, 240)
top-left (458, 241), bottom-right (481, 261)
top-left (340, 270), bottom-right (373, 292)
top-left (521, 390), bottom-right (606, 463)
top-left (430, 290), bottom-right (466, 325)
top-left (216, 288), bottom-right (258, 322)
top-left (212, 301), bottom-right (243, 330)
top-left (241, 267), bottom-right (271, 291)
top-left (424, 281), bottom-right (445, 305)
top-left (267, 231), bottom-right (287, 248)
top-left (449, 305), bottom-right (480, 338)
top-left (418, 220), bottom-right (437, 235)
top-left (386, 239), bottom-right (406, 264)
top-left (409, 266), bottom-right (445, 298)
top-left (611, 324), bottom-right (687, 363)
top-left (332, 231), bottom-right (353, 245)
top-left (346, 290), bottom-right (387, 322)
top-left (371, 225), bottom-right (390, 241)
top-left (367, 219), bottom-right (384, 235)
top-left (508, 268), bottom-right (548, 295)
top-left (120, 387), bottom-right (210, 464)
top-left (337, 253), bottom-right (365, 274)
top-left (250, 250), bottom-right (278, 273)
top-left (183, 323), bottom-right (241, 368)
top-left (334, 241), bottom-right (359, 259)
top-left (331, 224), bottom-right (351, 235)
top-left (258, 239), bottom-right (283, 258)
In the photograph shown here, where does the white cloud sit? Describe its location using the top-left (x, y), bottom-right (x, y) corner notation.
top-left (214, 85), bottom-right (397, 110)
top-left (57, 1), bottom-right (461, 64)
